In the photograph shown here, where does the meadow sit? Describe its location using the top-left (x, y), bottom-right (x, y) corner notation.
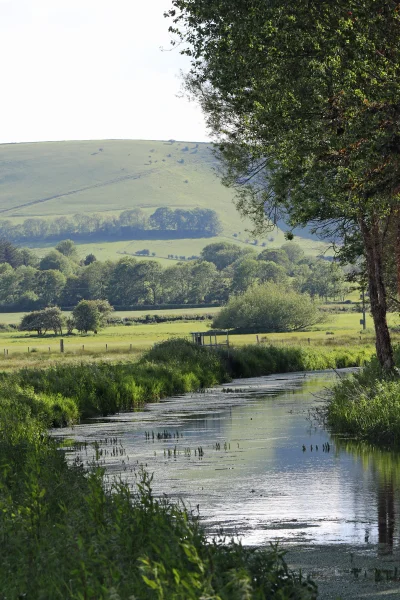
top-left (0, 139), bottom-right (328, 261)
top-left (0, 308), bottom-right (393, 371)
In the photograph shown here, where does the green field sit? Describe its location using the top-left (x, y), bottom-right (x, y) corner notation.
top-left (0, 309), bottom-right (396, 371)
top-left (0, 139), bottom-right (328, 261)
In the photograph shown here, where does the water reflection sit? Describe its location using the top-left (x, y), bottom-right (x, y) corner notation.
top-left (57, 370), bottom-right (400, 548)
top-left (335, 438), bottom-right (400, 553)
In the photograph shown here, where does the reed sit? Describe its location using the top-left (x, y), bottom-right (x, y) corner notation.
top-left (327, 351), bottom-right (400, 447)
top-left (0, 382), bottom-right (317, 599)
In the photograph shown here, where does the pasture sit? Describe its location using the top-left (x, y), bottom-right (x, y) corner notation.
top-left (0, 308), bottom-right (396, 371)
top-left (0, 139), bottom-right (329, 261)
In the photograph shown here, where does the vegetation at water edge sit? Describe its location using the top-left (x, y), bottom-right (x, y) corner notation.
top-left (327, 348), bottom-right (400, 447)
top-left (0, 341), bottom-right (318, 599)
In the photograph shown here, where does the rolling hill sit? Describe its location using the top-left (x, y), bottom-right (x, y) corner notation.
top-left (0, 139), bottom-right (327, 260)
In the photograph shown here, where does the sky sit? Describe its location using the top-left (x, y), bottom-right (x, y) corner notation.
top-left (0, 0), bottom-right (209, 144)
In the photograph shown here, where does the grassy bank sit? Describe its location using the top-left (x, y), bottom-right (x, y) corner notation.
top-left (327, 348), bottom-right (400, 447)
top-left (0, 311), bottom-right (393, 369)
top-left (0, 344), bottom-right (319, 599)
top-left (8, 339), bottom-right (373, 419)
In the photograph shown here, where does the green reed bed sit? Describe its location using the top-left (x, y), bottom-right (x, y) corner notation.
top-left (0, 376), bottom-right (317, 599)
top-left (9, 339), bottom-right (373, 420)
top-left (217, 344), bottom-right (372, 379)
top-left (0, 338), bottom-right (372, 598)
top-left (327, 348), bottom-right (400, 447)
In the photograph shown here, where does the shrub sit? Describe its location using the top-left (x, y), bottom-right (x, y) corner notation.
top-left (213, 283), bottom-right (323, 332)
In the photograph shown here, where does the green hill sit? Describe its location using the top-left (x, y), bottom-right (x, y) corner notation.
top-left (0, 139), bottom-right (327, 260)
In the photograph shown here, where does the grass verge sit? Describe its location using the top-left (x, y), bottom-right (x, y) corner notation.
top-left (8, 339), bottom-right (373, 419)
top-left (327, 348), bottom-right (400, 447)
top-left (0, 345), bottom-right (318, 598)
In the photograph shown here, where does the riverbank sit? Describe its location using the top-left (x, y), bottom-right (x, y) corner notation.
top-left (0, 341), bottom-right (376, 597)
top-left (0, 348), bottom-right (327, 598)
top-left (9, 338), bottom-right (373, 421)
top-left (287, 543), bottom-right (400, 600)
top-left (327, 350), bottom-right (400, 447)
top-left (53, 367), bottom-right (400, 600)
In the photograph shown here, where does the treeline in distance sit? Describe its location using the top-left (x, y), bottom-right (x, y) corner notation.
top-left (0, 207), bottom-right (222, 244)
top-left (0, 238), bottom-right (350, 311)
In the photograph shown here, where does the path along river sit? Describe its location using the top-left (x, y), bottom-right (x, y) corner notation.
top-left (56, 369), bottom-right (400, 598)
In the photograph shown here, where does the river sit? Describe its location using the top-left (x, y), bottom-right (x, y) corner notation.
top-left (56, 369), bottom-right (400, 552)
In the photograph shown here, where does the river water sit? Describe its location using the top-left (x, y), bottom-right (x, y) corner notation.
top-left (56, 369), bottom-right (400, 550)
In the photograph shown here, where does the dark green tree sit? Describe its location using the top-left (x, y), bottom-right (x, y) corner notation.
top-left (167, 0), bottom-right (400, 369)
top-left (55, 239), bottom-right (80, 262)
top-left (72, 299), bottom-right (113, 334)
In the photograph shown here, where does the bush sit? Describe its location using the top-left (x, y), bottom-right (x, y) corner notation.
top-left (327, 354), bottom-right (400, 447)
top-left (213, 283), bottom-right (323, 332)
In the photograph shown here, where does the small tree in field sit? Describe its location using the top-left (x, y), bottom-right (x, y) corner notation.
top-left (20, 307), bottom-right (65, 336)
top-left (213, 283), bottom-right (322, 333)
top-left (72, 299), bottom-right (113, 334)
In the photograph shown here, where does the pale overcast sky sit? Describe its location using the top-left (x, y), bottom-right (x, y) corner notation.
top-left (0, 0), bottom-right (209, 144)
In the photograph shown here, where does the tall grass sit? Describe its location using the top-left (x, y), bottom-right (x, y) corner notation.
top-left (10, 339), bottom-right (372, 420)
top-left (0, 376), bottom-right (317, 599)
top-left (218, 344), bottom-right (371, 379)
top-left (327, 350), bottom-right (400, 447)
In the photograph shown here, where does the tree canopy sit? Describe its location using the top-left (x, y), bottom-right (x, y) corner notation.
top-left (166, 0), bottom-right (400, 368)
top-left (213, 283), bottom-right (322, 332)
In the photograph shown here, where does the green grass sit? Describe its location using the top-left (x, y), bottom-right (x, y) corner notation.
top-left (0, 366), bottom-right (317, 598)
top-left (327, 347), bottom-right (400, 448)
top-left (0, 310), bottom-right (395, 372)
top-left (0, 139), bottom-right (329, 261)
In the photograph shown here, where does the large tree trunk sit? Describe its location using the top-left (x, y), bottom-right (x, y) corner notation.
top-left (396, 208), bottom-right (400, 299)
top-left (360, 215), bottom-right (394, 371)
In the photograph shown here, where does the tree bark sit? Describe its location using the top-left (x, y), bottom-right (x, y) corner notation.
top-left (360, 216), bottom-right (394, 371)
top-left (395, 208), bottom-right (400, 300)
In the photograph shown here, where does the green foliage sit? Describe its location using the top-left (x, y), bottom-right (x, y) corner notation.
top-left (55, 239), bottom-right (80, 261)
top-left (13, 339), bottom-right (370, 419)
top-left (19, 306), bottom-right (65, 336)
top-left (1, 207), bottom-right (222, 244)
top-left (72, 299), bottom-right (113, 333)
top-left (39, 249), bottom-right (75, 276)
top-left (0, 439), bottom-right (316, 599)
top-left (0, 337), bottom-right (319, 599)
top-left (327, 352), bottom-right (400, 447)
top-left (200, 242), bottom-right (254, 270)
top-left (166, 0), bottom-right (400, 368)
top-left (218, 344), bottom-right (370, 379)
top-left (213, 283), bottom-right (323, 332)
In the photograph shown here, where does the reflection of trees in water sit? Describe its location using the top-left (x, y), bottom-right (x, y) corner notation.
top-left (335, 438), bottom-right (399, 551)
top-left (378, 478), bottom-right (395, 550)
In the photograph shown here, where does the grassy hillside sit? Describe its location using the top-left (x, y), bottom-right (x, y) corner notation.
top-left (0, 139), bottom-right (328, 260)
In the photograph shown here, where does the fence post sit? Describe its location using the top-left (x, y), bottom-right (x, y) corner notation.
top-left (130, 343), bottom-right (132, 351)
top-left (60, 339), bottom-right (64, 353)
top-left (106, 344), bottom-right (108, 352)
top-left (308, 338), bottom-right (311, 345)
top-left (48, 346), bottom-right (50, 352)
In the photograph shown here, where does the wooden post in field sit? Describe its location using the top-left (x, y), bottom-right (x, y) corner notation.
top-left (60, 339), bottom-right (64, 353)
top-left (308, 338), bottom-right (310, 345)
top-left (28, 347), bottom-right (29, 353)
top-left (82, 345), bottom-right (85, 351)
top-left (106, 343), bottom-right (108, 352)
top-left (48, 346), bottom-right (50, 352)
top-left (256, 335), bottom-right (259, 344)
top-left (130, 343), bottom-right (132, 351)
top-left (3, 349), bottom-right (5, 357)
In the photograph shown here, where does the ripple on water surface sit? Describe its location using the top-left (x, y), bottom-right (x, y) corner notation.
top-left (55, 369), bottom-right (400, 550)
